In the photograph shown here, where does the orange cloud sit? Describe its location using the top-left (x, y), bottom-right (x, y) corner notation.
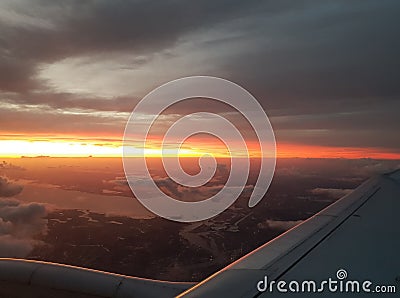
top-left (277, 143), bottom-right (400, 159)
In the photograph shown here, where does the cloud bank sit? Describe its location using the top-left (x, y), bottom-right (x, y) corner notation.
top-left (310, 188), bottom-right (353, 199)
top-left (258, 219), bottom-right (303, 231)
top-left (0, 177), bottom-right (49, 257)
top-left (0, 0), bottom-right (399, 152)
top-left (0, 176), bottom-right (23, 197)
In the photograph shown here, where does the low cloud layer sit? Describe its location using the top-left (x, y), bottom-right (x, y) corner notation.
top-left (0, 176), bottom-right (23, 197)
top-left (258, 219), bottom-right (303, 231)
top-left (275, 158), bottom-right (400, 181)
top-left (0, 161), bottom-right (25, 171)
top-left (0, 177), bottom-right (49, 257)
top-left (310, 188), bottom-right (353, 199)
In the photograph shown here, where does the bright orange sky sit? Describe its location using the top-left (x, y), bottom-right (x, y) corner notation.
top-left (1, 137), bottom-right (399, 159)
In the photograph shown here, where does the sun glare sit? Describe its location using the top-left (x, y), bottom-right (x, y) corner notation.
top-left (0, 140), bottom-right (121, 157)
top-left (0, 140), bottom-right (221, 158)
top-left (0, 139), bottom-right (398, 159)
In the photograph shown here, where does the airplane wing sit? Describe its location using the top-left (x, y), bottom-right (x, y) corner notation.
top-left (179, 169), bottom-right (400, 297)
top-left (0, 169), bottom-right (399, 297)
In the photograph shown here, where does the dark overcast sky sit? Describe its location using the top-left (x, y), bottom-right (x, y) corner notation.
top-left (0, 0), bottom-right (399, 153)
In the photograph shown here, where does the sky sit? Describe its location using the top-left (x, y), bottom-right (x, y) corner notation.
top-left (0, 0), bottom-right (399, 158)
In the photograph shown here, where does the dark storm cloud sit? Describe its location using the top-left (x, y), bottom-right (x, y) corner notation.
top-left (223, 1), bottom-right (400, 106)
top-left (1, 0), bottom-right (399, 98)
top-left (0, 105), bottom-right (127, 136)
top-left (270, 99), bottom-right (400, 149)
top-left (0, 0), bottom-right (263, 92)
top-left (0, 0), bottom-right (399, 150)
top-left (0, 58), bottom-right (37, 92)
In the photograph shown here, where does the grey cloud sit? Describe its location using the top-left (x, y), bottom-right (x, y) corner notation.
top-left (103, 175), bottom-right (221, 201)
top-left (2, 92), bottom-right (140, 113)
top-left (0, 178), bottom-right (49, 257)
top-left (224, 1), bottom-right (400, 105)
top-left (0, 176), bottom-right (23, 197)
top-left (258, 219), bottom-right (303, 231)
top-left (270, 101), bottom-right (400, 131)
top-left (0, 105), bottom-right (127, 136)
top-left (1, 0), bottom-right (398, 93)
top-left (0, 235), bottom-right (35, 257)
top-left (0, 161), bottom-right (25, 171)
top-left (105, 162), bottom-right (252, 203)
top-left (275, 158), bottom-right (400, 181)
top-left (0, 0), bottom-right (399, 151)
top-left (310, 188), bottom-right (353, 199)
top-left (0, 58), bottom-right (36, 92)
top-left (102, 177), bottom-right (131, 196)
top-left (0, 0), bottom-right (261, 92)
top-left (276, 128), bottom-right (400, 151)
top-left (0, 199), bottom-right (49, 257)
top-left (154, 168), bottom-right (253, 203)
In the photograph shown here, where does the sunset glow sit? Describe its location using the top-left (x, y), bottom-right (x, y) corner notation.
top-left (1, 139), bottom-right (399, 159)
top-left (0, 140), bottom-right (121, 158)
